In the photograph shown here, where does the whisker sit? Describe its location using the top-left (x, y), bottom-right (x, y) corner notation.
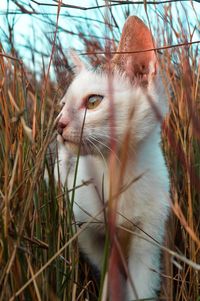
top-left (91, 131), bottom-right (119, 142)
top-left (89, 135), bottom-right (121, 164)
top-left (86, 137), bottom-right (108, 169)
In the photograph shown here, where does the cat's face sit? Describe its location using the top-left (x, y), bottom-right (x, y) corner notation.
top-left (57, 69), bottom-right (139, 156)
top-left (57, 16), bottom-right (167, 157)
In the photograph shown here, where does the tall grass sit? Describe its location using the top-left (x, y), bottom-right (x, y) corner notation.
top-left (0, 1), bottom-right (200, 300)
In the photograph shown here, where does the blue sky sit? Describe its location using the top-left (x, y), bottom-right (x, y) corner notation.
top-left (0, 0), bottom-right (199, 77)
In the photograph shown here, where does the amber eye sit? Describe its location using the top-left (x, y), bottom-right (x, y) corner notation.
top-left (85, 95), bottom-right (104, 109)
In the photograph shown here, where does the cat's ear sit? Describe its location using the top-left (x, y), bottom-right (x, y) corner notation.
top-left (111, 16), bottom-right (157, 83)
top-left (70, 49), bottom-right (86, 73)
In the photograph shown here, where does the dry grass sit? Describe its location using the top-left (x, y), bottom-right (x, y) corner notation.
top-left (0, 1), bottom-right (200, 300)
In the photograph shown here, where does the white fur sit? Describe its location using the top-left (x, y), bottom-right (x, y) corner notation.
top-left (55, 66), bottom-right (170, 300)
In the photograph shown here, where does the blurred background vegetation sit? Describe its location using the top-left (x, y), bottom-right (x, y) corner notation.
top-left (0, 1), bottom-right (200, 300)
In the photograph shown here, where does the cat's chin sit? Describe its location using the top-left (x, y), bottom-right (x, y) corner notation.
top-left (64, 140), bottom-right (83, 155)
top-left (63, 140), bottom-right (89, 156)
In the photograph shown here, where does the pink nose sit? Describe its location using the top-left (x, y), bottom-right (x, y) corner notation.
top-left (57, 121), bottom-right (67, 135)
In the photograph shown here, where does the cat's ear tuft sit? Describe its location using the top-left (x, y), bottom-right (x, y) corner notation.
top-left (70, 49), bottom-right (86, 73)
top-left (111, 16), bottom-right (157, 83)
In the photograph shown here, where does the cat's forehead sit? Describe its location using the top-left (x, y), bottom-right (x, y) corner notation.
top-left (62, 68), bottom-right (131, 104)
top-left (71, 69), bottom-right (108, 94)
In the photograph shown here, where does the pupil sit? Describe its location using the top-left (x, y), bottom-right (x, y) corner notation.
top-left (89, 97), bottom-right (97, 104)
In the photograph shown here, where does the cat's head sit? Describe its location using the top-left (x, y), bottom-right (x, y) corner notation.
top-left (57, 16), bottom-right (168, 157)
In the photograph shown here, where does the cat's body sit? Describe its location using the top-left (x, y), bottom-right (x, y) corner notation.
top-left (55, 16), bottom-right (170, 300)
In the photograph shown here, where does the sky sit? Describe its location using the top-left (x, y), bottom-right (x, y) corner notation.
top-left (0, 0), bottom-right (199, 78)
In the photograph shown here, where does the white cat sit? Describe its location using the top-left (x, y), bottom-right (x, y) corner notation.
top-left (55, 16), bottom-right (170, 301)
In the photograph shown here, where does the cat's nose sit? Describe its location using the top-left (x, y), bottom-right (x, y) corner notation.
top-left (57, 121), bottom-right (67, 135)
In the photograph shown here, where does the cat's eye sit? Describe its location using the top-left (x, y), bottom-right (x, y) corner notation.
top-left (85, 95), bottom-right (103, 110)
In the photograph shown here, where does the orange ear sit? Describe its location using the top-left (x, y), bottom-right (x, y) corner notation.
top-left (112, 16), bottom-right (157, 81)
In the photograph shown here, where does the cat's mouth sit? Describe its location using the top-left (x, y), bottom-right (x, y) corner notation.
top-left (57, 134), bottom-right (110, 157)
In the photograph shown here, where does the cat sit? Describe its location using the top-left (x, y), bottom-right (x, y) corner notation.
top-left (55, 16), bottom-right (170, 301)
